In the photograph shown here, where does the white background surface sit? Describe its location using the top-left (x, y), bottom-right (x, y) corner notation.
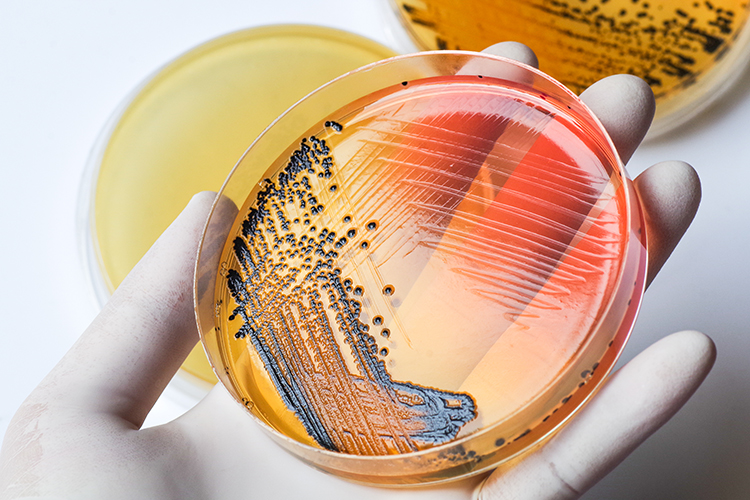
top-left (1, 1), bottom-right (749, 498)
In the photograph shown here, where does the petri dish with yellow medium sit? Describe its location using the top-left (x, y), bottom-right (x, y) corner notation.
top-left (83, 25), bottom-right (396, 388)
top-left (195, 51), bottom-right (648, 484)
top-left (390, 0), bottom-right (750, 137)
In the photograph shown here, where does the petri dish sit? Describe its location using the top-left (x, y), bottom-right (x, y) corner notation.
top-left (195, 51), bottom-right (647, 484)
top-left (389, 0), bottom-right (750, 138)
top-left (82, 25), bottom-right (396, 388)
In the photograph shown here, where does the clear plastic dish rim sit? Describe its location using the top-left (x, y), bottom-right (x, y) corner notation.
top-left (193, 49), bottom-right (647, 486)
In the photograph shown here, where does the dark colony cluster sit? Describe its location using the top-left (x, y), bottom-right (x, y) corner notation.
top-left (223, 122), bottom-right (477, 455)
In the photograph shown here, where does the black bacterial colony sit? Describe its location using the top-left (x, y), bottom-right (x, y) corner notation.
top-left (224, 125), bottom-right (476, 455)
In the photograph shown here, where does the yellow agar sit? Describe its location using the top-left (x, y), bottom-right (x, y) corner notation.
top-left (93, 25), bottom-right (396, 383)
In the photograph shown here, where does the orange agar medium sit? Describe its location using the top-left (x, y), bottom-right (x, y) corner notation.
top-left (391, 0), bottom-right (750, 137)
top-left (195, 51), bottom-right (647, 485)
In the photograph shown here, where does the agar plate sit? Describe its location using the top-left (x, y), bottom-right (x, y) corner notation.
top-left (195, 50), bottom-right (648, 484)
top-left (80, 25), bottom-right (396, 387)
top-left (390, 0), bottom-right (750, 138)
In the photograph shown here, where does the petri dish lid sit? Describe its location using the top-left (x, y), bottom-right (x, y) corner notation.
top-left (195, 50), bottom-right (648, 485)
top-left (389, 0), bottom-right (750, 138)
top-left (80, 24), bottom-right (396, 389)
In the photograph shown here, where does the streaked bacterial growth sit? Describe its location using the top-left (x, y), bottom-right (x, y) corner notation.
top-left (225, 131), bottom-right (477, 454)
top-left (215, 74), bottom-right (633, 456)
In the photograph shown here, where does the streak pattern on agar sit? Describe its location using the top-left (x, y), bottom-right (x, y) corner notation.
top-left (225, 134), bottom-right (476, 454)
top-left (215, 74), bottom-right (635, 458)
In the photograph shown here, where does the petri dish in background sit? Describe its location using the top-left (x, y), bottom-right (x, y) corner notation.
top-left (390, 0), bottom-right (750, 138)
top-left (82, 25), bottom-right (396, 388)
top-left (195, 51), bottom-right (648, 484)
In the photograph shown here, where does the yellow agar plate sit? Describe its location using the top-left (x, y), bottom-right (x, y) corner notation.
top-left (91, 25), bottom-right (396, 384)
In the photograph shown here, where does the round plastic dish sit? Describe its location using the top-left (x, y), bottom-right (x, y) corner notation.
top-left (79, 25), bottom-right (396, 389)
top-left (195, 51), bottom-right (647, 485)
top-left (389, 0), bottom-right (750, 138)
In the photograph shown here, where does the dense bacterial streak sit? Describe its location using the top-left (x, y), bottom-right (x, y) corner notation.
top-left (225, 132), bottom-right (476, 454)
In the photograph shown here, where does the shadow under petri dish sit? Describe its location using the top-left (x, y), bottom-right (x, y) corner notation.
top-left (390, 0), bottom-right (750, 137)
top-left (87, 25), bottom-right (396, 386)
top-left (196, 51), bottom-right (648, 484)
